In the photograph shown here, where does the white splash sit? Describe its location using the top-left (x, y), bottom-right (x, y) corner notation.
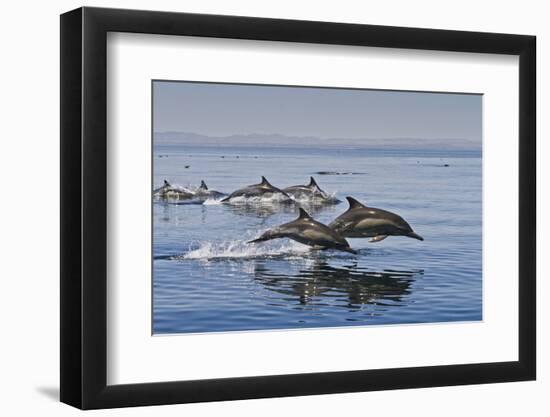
top-left (179, 239), bottom-right (311, 260)
top-left (289, 191), bottom-right (340, 204)
top-left (222, 193), bottom-right (293, 204)
top-left (202, 198), bottom-right (224, 205)
top-left (177, 184), bottom-right (198, 194)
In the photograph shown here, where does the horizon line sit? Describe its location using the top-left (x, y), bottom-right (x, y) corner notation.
top-left (153, 131), bottom-right (480, 142)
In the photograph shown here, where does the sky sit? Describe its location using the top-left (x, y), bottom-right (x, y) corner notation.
top-left (153, 80), bottom-right (482, 142)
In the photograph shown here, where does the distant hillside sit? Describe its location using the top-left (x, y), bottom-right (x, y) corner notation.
top-left (154, 131), bottom-right (481, 151)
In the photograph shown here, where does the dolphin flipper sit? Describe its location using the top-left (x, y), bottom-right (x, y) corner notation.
top-left (369, 235), bottom-right (388, 243)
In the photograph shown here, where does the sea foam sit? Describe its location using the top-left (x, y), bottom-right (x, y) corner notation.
top-left (178, 239), bottom-right (310, 260)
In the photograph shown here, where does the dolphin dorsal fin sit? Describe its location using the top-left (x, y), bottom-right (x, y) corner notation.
top-left (261, 176), bottom-right (272, 187)
top-left (298, 207), bottom-right (312, 220)
top-left (199, 180), bottom-right (208, 190)
top-left (346, 196), bottom-right (366, 210)
top-left (308, 177), bottom-right (319, 188)
top-left (164, 179), bottom-right (170, 186)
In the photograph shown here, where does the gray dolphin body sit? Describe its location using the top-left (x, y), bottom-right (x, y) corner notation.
top-left (153, 180), bottom-right (194, 200)
top-left (283, 177), bottom-right (340, 204)
top-left (248, 208), bottom-right (356, 253)
top-left (329, 197), bottom-right (424, 242)
top-left (221, 176), bottom-right (293, 203)
top-left (194, 180), bottom-right (226, 199)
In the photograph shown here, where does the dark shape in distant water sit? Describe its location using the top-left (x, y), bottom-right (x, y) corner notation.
top-left (329, 197), bottom-right (424, 242)
top-left (221, 176), bottom-right (293, 204)
top-left (153, 180), bottom-right (194, 200)
top-left (184, 165), bottom-right (190, 168)
top-left (248, 208), bottom-right (356, 253)
top-left (443, 164), bottom-right (450, 167)
top-left (283, 177), bottom-right (340, 204)
top-left (315, 171), bottom-right (367, 176)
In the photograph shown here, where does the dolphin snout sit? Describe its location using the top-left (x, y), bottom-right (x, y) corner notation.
top-left (407, 232), bottom-right (424, 241)
top-left (247, 232), bottom-right (273, 244)
top-left (247, 237), bottom-right (266, 244)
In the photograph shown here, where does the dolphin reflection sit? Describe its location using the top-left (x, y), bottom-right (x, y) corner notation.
top-left (252, 259), bottom-right (422, 307)
top-left (223, 201), bottom-right (339, 219)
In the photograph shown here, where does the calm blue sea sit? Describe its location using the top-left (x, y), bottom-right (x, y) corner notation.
top-left (153, 143), bottom-right (482, 334)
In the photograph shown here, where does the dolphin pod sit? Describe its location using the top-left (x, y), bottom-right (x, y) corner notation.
top-left (154, 176), bottom-right (340, 206)
top-left (248, 208), bottom-right (356, 254)
top-left (154, 177), bottom-right (424, 252)
top-left (153, 180), bottom-right (226, 201)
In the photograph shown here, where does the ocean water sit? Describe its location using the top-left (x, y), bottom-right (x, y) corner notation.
top-left (153, 143), bottom-right (482, 334)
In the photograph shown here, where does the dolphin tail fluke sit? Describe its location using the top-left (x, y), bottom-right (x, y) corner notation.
top-left (407, 232), bottom-right (424, 241)
top-left (199, 180), bottom-right (208, 190)
top-left (164, 179), bottom-right (170, 186)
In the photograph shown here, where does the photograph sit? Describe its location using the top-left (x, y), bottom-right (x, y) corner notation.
top-left (152, 80), bottom-right (483, 334)
top-left (53, 3), bottom-right (538, 412)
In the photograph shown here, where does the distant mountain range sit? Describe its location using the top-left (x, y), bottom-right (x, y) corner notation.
top-left (154, 131), bottom-right (481, 151)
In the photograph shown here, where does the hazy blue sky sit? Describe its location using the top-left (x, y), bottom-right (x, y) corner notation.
top-left (153, 81), bottom-right (481, 141)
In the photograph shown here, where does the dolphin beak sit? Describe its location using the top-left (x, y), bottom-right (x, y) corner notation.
top-left (247, 237), bottom-right (265, 244)
top-left (407, 232), bottom-right (424, 241)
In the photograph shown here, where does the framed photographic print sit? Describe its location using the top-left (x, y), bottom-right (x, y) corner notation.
top-left (60, 6), bottom-right (536, 409)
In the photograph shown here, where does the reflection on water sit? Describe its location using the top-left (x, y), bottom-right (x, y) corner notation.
top-left (222, 201), bottom-right (340, 219)
top-left (155, 197), bottom-right (341, 220)
top-left (153, 251), bottom-right (426, 333)
top-left (252, 259), bottom-right (421, 308)
top-left (223, 202), bottom-right (297, 219)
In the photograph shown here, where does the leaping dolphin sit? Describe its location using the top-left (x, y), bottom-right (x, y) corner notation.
top-left (248, 208), bottom-right (356, 253)
top-left (221, 176), bottom-right (293, 203)
top-left (329, 197), bottom-right (423, 242)
top-left (153, 180), bottom-right (194, 200)
top-left (153, 179), bottom-right (172, 195)
top-left (194, 180), bottom-right (226, 199)
top-left (283, 177), bottom-right (340, 204)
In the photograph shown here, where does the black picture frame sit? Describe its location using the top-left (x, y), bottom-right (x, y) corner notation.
top-left (60, 6), bottom-right (536, 410)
